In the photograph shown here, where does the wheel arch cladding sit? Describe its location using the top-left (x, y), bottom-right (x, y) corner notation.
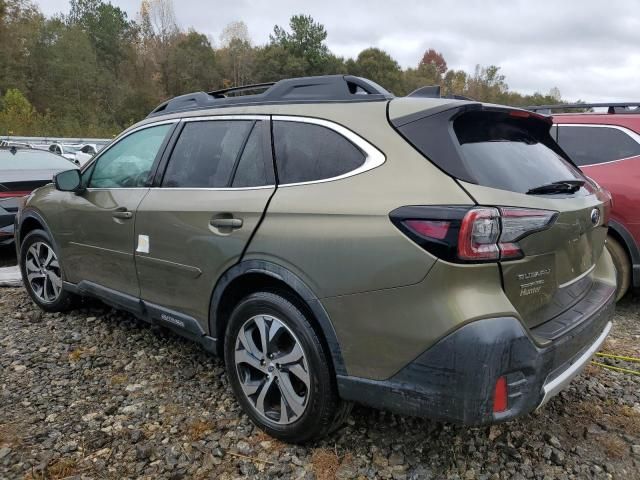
top-left (209, 260), bottom-right (347, 376)
top-left (19, 215), bottom-right (43, 242)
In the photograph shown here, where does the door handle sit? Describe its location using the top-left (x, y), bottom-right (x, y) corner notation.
top-left (112, 209), bottom-right (133, 219)
top-left (210, 218), bottom-right (243, 229)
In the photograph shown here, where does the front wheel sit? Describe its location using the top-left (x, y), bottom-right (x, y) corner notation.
top-left (19, 229), bottom-right (75, 312)
top-left (224, 291), bottom-right (351, 443)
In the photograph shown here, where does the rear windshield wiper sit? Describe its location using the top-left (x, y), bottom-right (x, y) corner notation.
top-left (526, 180), bottom-right (585, 195)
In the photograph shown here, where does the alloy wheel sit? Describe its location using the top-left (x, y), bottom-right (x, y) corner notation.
top-left (25, 241), bottom-right (62, 303)
top-left (234, 314), bottom-right (310, 425)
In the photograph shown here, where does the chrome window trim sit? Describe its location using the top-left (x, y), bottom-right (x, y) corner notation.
top-left (83, 114), bottom-right (386, 191)
top-left (147, 185), bottom-right (275, 192)
top-left (555, 123), bottom-right (640, 166)
top-left (182, 115), bottom-right (270, 122)
top-left (271, 115), bottom-right (386, 187)
top-left (82, 119), bottom-right (179, 174)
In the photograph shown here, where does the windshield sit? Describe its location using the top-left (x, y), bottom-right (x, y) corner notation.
top-left (0, 150), bottom-right (74, 170)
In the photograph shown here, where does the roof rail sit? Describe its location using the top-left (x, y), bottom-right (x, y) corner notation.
top-left (208, 82), bottom-right (275, 98)
top-left (147, 75), bottom-right (394, 118)
top-left (526, 102), bottom-right (640, 115)
top-left (406, 85), bottom-right (474, 101)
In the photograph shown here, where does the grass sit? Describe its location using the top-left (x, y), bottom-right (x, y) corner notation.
top-left (67, 348), bottom-right (88, 362)
top-left (311, 448), bottom-right (341, 480)
top-left (601, 434), bottom-right (627, 459)
top-left (186, 419), bottom-right (214, 440)
top-left (109, 374), bottom-right (128, 385)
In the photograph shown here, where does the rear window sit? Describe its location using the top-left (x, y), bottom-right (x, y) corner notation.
top-left (396, 109), bottom-right (584, 194)
top-left (453, 111), bottom-right (583, 193)
top-left (556, 125), bottom-right (640, 166)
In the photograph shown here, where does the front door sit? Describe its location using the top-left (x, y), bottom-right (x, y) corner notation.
top-left (134, 117), bottom-right (275, 329)
top-left (59, 123), bottom-right (175, 296)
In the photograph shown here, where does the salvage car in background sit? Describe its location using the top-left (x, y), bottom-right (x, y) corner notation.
top-left (0, 146), bottom-right (77, 244)
top-left (528, 102), bottom-right (640, 300)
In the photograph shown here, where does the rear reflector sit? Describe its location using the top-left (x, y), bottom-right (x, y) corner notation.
top-left (493, 376), bottom-right (508, 413)
top-left (404, 220), bottom-right (450, 240)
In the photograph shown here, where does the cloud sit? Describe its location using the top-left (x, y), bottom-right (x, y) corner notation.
top-left (36, 0), bottom-right (640, 101)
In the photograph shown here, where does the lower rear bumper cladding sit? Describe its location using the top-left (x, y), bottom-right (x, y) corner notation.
top-left (337, 284), bottom-right (615, 425)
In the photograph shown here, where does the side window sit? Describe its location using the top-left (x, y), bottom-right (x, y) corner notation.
top-left (163, 120), bottom-right (252, 188)
top-left (274, 121), bottom-right (366, 184)
top-left (231, 122), bottom-right (273, 187)
top-left (89, 124), bottom-right (171, 188)
top-left (557, 125), bottom-right (640, 166)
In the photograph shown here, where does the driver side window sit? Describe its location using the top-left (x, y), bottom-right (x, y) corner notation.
top-left (89, 124), bottom-right (171, 188)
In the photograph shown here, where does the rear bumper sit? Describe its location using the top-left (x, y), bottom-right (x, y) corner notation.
top-left (337, 280), bottom-right (615, 425)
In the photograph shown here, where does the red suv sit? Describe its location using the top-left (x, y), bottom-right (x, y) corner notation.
top-left (529, 103), bottom-right (640, 300)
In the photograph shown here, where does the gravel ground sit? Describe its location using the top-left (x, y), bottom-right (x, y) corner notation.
top-left (1, 282), bottom-right (639, 479)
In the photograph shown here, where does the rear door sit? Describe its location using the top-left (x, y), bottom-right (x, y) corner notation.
top-left (396, 107), bottom-right (610, 329)
top-left (134, 116), bottom-right (275, 329)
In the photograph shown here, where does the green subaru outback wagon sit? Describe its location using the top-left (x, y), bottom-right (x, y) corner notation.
top-left (16, 75), bottom-right (616, 442)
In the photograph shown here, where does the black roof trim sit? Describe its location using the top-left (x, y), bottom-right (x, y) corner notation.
top-left (147, 75), bottom-right (394, 118)
top-left (526, 102), bottom-right (640, 115)
top-left (391, 101), bottom-right (481, 128)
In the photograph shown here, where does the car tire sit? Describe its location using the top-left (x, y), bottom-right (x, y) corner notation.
top-left (224, 291), bottom-right (351, 443)
top-left (19, 229), bottom-right (76, 312)
top-left (606, 235), bottom-right (631, 301)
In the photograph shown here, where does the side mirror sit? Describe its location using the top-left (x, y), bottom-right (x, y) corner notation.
top-left (54, 169), bottom-right (84, 193)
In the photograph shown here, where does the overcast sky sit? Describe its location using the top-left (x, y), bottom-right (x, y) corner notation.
top-left (36, 0), bottom-right (640, 102)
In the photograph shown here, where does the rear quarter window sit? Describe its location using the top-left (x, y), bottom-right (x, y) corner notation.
top-left (273, 121), bottom-right (366, 184)
top-left (556, 125), bottom-right (640, 166)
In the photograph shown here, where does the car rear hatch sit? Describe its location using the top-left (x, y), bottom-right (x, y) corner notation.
top-left (390, 101), bottom-right (611, 329)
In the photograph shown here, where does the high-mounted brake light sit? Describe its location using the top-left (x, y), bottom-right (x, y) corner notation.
top-left (390, 205), bottom-right (557, 264)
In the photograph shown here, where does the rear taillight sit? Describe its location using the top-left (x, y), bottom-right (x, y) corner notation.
top-left (404, 220), bottom-right (450, 240)
top-left (391, 205), bottom-right (557, 263)
top-left (457, 208), bottom-right (500, 260)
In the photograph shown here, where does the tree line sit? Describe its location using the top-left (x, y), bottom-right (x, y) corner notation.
top-left (0, 0), bottom-right (566, 137)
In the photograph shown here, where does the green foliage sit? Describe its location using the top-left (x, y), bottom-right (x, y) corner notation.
top-left (347, 48), bottom-right (402, 94)
top-left (0, 88), bottom-right (50, 135)
top-left (0, 2), bottom-right (567, 137)
top-left (269, 14), bottom-right (332, 75)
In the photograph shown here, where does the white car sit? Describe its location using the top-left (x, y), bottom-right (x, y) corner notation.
top-left (48, 143), bottom-right (98, 166)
